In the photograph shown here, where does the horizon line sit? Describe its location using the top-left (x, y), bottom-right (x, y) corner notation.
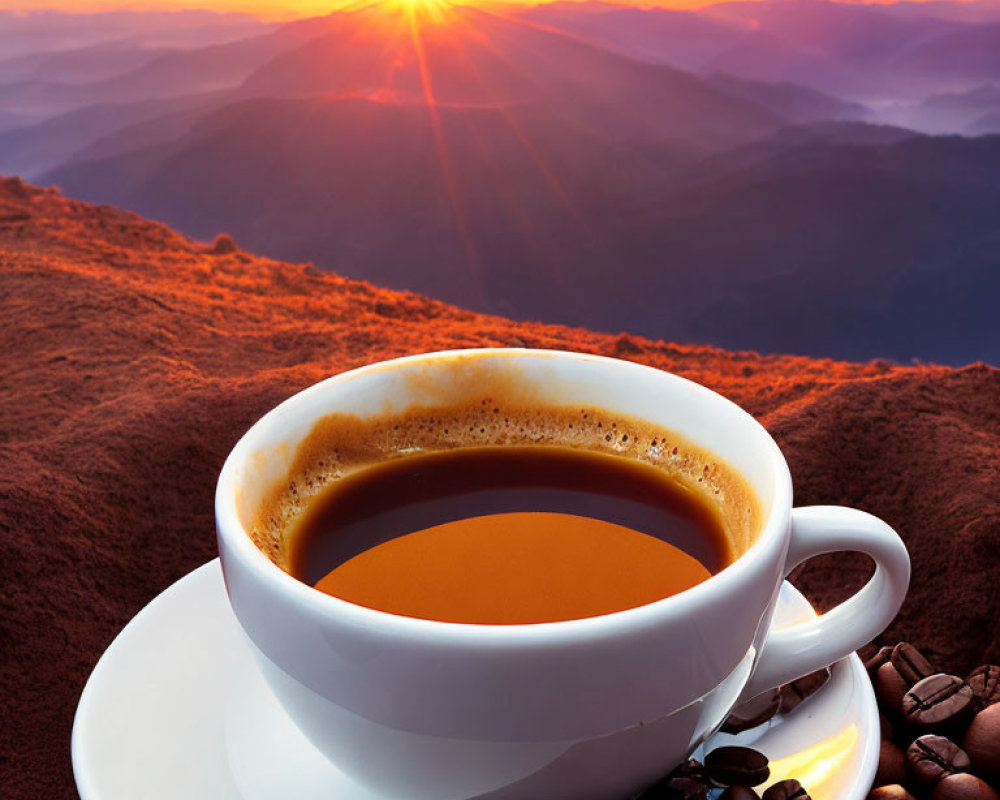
top-left (0, 0), bottom-right (992, 23)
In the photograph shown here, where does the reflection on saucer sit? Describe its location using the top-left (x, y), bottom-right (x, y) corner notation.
top-left (73, 560), bottom-right (879, 800)
top-left (766, 725), bottom-right (860, 798)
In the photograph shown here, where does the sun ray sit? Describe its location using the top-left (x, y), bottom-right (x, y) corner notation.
top-left (404, 0), bottom-right (486, 304)
top-left (445, 8), bottom-right (580, 216)
top-left (305, 0), bottom-right (595, 298)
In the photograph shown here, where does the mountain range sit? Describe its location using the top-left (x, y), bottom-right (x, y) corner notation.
top-left (1, 1), bottom-right (998, 365)
top-left (525, 0), bottom-right (1000, 100)
top-left (0, 9), bottom-right (269, 60)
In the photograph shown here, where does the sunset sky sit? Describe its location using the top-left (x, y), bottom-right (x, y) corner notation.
top-left (0, 0), bottom-right (980, 20)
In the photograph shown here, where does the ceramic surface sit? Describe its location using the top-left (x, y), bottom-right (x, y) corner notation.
top-left (73, 560), bottom-right (880, 800)
top-left (214, 349), bottom-right (907, 798)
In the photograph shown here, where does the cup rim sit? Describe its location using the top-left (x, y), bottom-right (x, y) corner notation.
top-left (215, 348), bottom-right (793, 645)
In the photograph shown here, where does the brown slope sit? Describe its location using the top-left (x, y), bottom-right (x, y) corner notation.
top-left (0, 176), bottom-right (997, 798)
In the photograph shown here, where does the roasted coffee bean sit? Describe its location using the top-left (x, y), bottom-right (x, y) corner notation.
top-left (778, 669), bottom-right (831, 714)
top-left (639, 759), bottom-right (711, 800)
top-left (659, 774), bottom-right (709, 799)
top-left (722, 688), bottom-right (782, 734)
top-left (962, 703), bottom-right (1000, 777)
top-left (867, 646), bottom-right (895, 674)
top-left (876, 740), bottom-right (907, 786)
top-left (880, 711), bottom-right (894, 741)
top-left (892, 643), bottom-right (936, 686)
top-left (868, 786), bottom-right (917, 800)
top-left (635, 784), bottom-right (686, 800)
top-left (667, 759), bottom-right (708, 781)
top-left (930, 773), bottom-right (1000, 800)
top-left (762, 778), bottom-right (811, 800)
top-left (907, 735), bottom-right (971, 783)
top-left (668, 759), bottom-right (712, 799)
top-left (705, 747), bottom-right (770, 787)
top-left (903, 674), bottom-right (973, 730)
top-left (636, 786), bottom-right (686, 800)
top-left (966, 666), bottom-right (1000, 712)
top-left (719, 786), bottom-right (760, 800)
top-left (876, 662), bottom-right (909, 713)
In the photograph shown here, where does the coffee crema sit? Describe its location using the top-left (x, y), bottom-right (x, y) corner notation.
top-left (291, 446), bottom-right (728, 624)
top-left (251, 396), bottom-right (762, 624)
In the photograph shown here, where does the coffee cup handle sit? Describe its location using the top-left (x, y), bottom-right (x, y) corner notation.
top-left (738, 505), bottom-right (910, 701)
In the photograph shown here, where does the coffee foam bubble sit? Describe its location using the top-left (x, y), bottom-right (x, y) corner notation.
top-left (250, 396), bottom-right (763, 572)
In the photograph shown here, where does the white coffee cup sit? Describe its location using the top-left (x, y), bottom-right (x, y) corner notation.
top-left (215, 349), bottom-right (909, 800)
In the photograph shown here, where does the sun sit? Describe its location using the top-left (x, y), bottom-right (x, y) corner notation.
top-left (379, 0), bottom-right (456, 19)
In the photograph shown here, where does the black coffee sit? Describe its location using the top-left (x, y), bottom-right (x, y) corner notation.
top-left (285, 445), bottom-right (734, 624)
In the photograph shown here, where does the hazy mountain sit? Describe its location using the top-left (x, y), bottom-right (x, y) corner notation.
top-left (517, 1), bottom-right (867, 98)
top-left (705, 30), bottom-right (866, 98)
top-left (891, 23), bottom-right (1000, 85)
top-left (5, 6), bottom-right (788, 178)
top-left (236, 5), bottom-right (782, 151)
top-left (0, 10), bottom-right (270, 59)
top-left (0, 15), bottom-right (330, 118)
top-left (601, 132), bottom-right (1000, 364)
top-left (0, 93), bottom-right (228, 180)
top-left (968, 110), bottom-right (1000, 134)
top-left (45, 94), bottom-right (677, 314)
top-left (668, 121), bottom-right (920, 183)
top-left (515, 4), bottom-right (869, 124)
top-left (694, 1), bottom-right (995, 100)
top-left (524, 0), bottom-right (967, 100)
top-left (46, 99), bottom-right (1000, 364)
top-left (517, 3), bottom-right (742, 70)
top-left (876, 0), bottom-right (1000, 23)
top-left (748, 120), bottom-right (919, 146)
top-left (703, 0), bottom-right (965, 59)
top-left (0, 108), bottom-right (35, 133)
top-left (883, 84), bottom-right (1000, 134)
top-left (704, 73), bottom-right (868, 123)
top-left (24, 2), bottom-right (1000, 364)
top-left (0, 43), bottom-right (175, 85)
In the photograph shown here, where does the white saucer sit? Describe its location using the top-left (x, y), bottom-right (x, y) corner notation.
top-left (73, 560), bottom-right (879, 800)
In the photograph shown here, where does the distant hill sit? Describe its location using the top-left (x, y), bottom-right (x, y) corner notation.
top-left (892, 23), bottom-right (1000, 84)
top-left (703, 73), bottom-right (868, 124)
top-left (517, 3), bottom-right (743, 70)
top-left (968, 109), bottom-right (1000, 134)
top-left (0, 43), bottom-right (174, 85)
top-left (0, 108), bottom-right (34, 133)
top-left (236, 5), bottom-right (782, 150)
top-left (43, 6), bottom-right (833, 342)
top-left (13, 1), bottom-right (1000, 365)
top-left (46, 104), bottom-right (1000, 364)
top-left (529, 0), bottom-right (1000, 101)
top-left (667, 121), bottom-right (921, 181)
top-left (0, 14), bottom-right (323, 118)
top-left (876, 0), bottom-right (1000, 23)
top-left (605, 132), bottom-right (1000, 364)
top-left (0, 93), bottom-right (226, 180)
top-left (0, 10), bottom-right (270, 59)
top-left (5, 3), bottom-right (788, 179)
top-left (882, 84), bottom-right (1000, 134)
top-left (46, 95), bottom-right (668, 314)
